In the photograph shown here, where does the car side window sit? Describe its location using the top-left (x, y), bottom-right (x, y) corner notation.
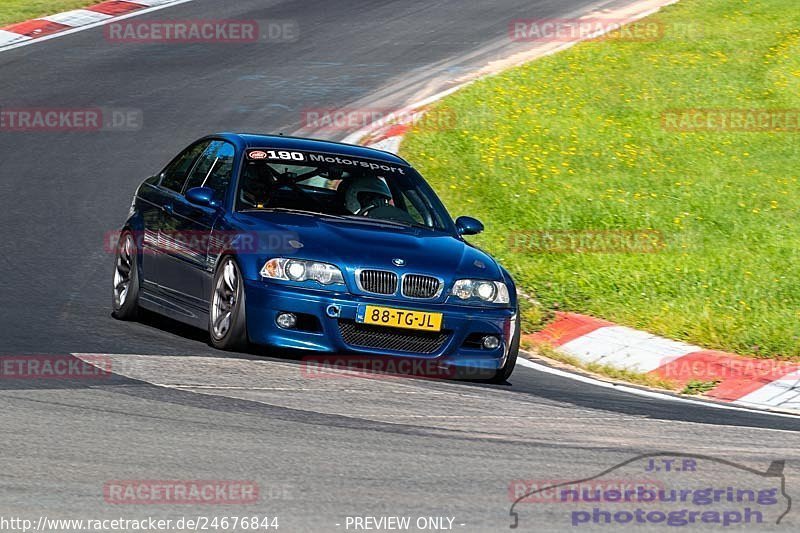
top-left (160, 141), bottom-right (210, 192)
top-left (183, 141), bottom-right (236, 203)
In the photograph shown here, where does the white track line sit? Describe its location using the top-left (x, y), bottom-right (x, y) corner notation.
top-left (516, 357), bottom-right (800, 419)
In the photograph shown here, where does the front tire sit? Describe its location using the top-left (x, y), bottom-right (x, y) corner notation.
top-left (112, 231), bottom-right (140, 320)
top-left (209, 256), bottom-right (249, 351)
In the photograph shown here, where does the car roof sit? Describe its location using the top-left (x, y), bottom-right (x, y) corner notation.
top-left (213, 132), bottom-right (411, 167)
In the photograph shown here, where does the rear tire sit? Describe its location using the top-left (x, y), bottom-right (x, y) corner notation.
top-left (487, 310), bottom-right (520, 384)
top-left (112, 231), bottom-right (140, 321)
top-left (209, 256), bottom-right (249, 351)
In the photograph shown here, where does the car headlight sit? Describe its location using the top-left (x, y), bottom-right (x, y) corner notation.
top-left (261, 258), bottom-right (344, 285)
top-left (451, 279), bottom-right (510, 304)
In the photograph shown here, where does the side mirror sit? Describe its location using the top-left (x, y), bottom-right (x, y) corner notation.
top-left (185, 187), bottom-right (219, 208)
top-left (455, 216), bottom-right (484, 236)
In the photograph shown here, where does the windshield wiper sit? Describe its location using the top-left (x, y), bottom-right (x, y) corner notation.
top-left (243, 207), bottom-right (349, 220)
top-left (340, 216), bottom-right (434, 231)
top-left (247, 209), bottom-right (436, 229)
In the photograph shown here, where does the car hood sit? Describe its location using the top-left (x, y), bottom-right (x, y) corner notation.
top-left (234, 211), bottom-right (502, 281)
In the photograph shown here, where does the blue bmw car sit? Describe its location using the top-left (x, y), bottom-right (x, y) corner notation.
top-left (112, 133), bottom-right (519, 382)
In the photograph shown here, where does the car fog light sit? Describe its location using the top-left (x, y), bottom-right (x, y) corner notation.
top-left (276, 312), bottom-right (297, 329)
top-left (482, 335), bottom-right (501, 350)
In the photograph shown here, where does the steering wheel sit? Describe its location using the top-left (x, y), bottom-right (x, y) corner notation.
top-left (356, 203), bottom-right (379, 217)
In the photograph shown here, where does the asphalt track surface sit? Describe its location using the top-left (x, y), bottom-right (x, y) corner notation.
top-left (1, 0), bottom-right (800, 531)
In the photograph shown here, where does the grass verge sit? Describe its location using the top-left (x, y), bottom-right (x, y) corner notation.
top-left (0, 1), bottom-right (102, 26)
top-left (681, 379), bottom-right (721, 395)
top-left (402, 0), bottom-right (800, 360)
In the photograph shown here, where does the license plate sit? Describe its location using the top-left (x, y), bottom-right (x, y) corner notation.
top-left (358, 305), bottom-right (443, 332)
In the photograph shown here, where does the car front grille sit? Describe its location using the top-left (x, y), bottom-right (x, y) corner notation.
top-left (338, 320), bottom-right (450, 355)
top-left (359, 269), bottom-right (398, 295)
top-left (402, 274), bottom-right (441, 299)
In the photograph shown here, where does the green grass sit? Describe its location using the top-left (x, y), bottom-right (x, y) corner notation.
top-left (681, 379), bottom-right (721, 395)
top-left (0, 1), bottom-right (101, 26)
top-left (402, 0), bottom-right (800, 360)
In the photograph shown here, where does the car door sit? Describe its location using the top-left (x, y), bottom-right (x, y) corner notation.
top-left (159, 140), bottom-right (235, 314)
top-left (139, 140), bottom-right (209, 291)
top-left (144, 141), bottom-right (209, 284)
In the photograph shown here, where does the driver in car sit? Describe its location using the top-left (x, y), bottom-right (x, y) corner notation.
top-left (239, 163), bottom-right (273, 208)
top-left (338, 175), bottom-right (420, 226)
top-left (341, 176), bottom-right (393, 215)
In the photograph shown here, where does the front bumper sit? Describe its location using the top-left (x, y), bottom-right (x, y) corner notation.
top-left (244, 279), bottom-right (515, 378)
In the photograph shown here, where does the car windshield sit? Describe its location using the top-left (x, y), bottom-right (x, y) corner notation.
top-left (236, 149), bottom-right (453, 231)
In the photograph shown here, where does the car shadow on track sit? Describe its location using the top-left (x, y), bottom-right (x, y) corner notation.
top-left (135, 308), bottom-right (211, 345)
top-left (126, 308), bottom-right (512, 384)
